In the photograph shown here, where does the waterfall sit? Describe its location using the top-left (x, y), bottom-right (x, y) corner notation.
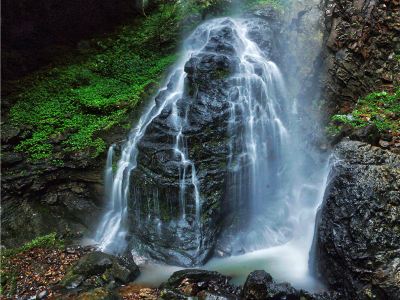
top-left (93, 20), bottom-right (216, 252)
top-left (94, 16), bottom-right (329, 289)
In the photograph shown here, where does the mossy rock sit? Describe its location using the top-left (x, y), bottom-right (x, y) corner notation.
top-left (60, 251), bottom-right (140, 290)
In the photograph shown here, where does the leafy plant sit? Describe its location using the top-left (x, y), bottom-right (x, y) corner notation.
top-left (328, 89), bottom-right (400, 135)
top-left (1, 233), bottom-right (63, 259)
top-left (7, 3), bottom-right (180, 161)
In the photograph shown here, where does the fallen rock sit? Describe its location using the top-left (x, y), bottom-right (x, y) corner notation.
top-left (160, 269), bottom-right (240, 299)
top-left (242, 270), bottom-right (299, 300)
top-left (60, 251), bottom-right (139, 290)
top-left (242, 270), bottom-right (338, 300)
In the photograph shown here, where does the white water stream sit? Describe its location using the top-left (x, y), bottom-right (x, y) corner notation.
top-left (94, 16), bottom-right (330, 291)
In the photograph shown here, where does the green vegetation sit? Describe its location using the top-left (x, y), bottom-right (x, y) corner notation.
top-left (327, 89), bottom-right (400, 135)
top-left (5, 0), bottom-right (285, 162)
top-left (245, 0), bottom-right (285, 10)
top-left (7, 3), bottom-right (181, 161)
top-left (1, 233), bottom-right (63, 259)
top-left (181, 0), bottom-right (284, 18)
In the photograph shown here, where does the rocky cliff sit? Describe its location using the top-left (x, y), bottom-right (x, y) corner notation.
top-left (317, 139), bottom-right (400, 299)
top-left (318, 0), bottom-right (400, 116)
top-left (127, 13), bottom-right (282, 266)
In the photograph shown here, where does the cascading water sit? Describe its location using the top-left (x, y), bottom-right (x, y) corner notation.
top-left (94, 14), bottom-right (329, 290)
top-left (94, 22), bottom-right (213, 253)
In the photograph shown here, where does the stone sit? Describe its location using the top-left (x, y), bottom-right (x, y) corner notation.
top-left (349, 124), bottom-right (380, 145)
top-left (36, 290), bottom-right (48, 299)
top-left (1, 124), bottom-right (20, 144)
top-left (161, 269), bottom-right (239, 299)
top-left (127, 15), bottom-right (280, 266)
top-left (1, 152), bottom-right (24, 167)
top-left (242, 270), bottom-right (298, 300)
top-left (314, 0), bottom-right (400, 119)
top-left (316, 139), bottom-right (400, 299)
top-left (61, 251), bottom-right (139, 290)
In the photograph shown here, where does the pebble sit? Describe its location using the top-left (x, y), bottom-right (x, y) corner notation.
top-left (36, 290), bottom-right (48, 299)
top-left (379, 140), bottom-right (390, 148)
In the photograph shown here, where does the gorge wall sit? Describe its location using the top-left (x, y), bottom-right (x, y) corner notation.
top-left (318, 0), bottom-right (400, 116)
top-left (314, 0), bottom-right (400, 298)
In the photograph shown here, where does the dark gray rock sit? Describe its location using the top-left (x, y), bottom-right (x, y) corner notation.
top-left (61, 251), bottom-right (139, 290)
top-left (127, 16), bottom-right (280, 266)
top-left (349, 124), bottom-right (380, 146)
top-left (317, 0), bottom-right (400, 118)
top-left (161, 269), bottom-right (240, 299)
top-left (242, 270), bottom-right (299, 300)
top-left (242, 270), bottom-right (339, 300)
top-left (316, 139), bottom-right (400, 299)
top-left (0, 152), bottom-right (24, 167)
top-left (1, 124), bottom-right (20, 145)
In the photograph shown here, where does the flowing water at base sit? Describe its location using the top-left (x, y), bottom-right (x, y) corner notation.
top-left (133, 154), bottom-right (331, 291)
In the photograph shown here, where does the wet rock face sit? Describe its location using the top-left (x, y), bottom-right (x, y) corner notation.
top-left (128, 16), bottom-right (279, 266)
top-left (0, 122), bottom-right (131, 248)
top-left (316, 139), bottom-right (400, 299)
top-left (320, 0), bottom-right (400, 115)
top-left (160, 269), bottom-right (240, 299)
top-left (60, 251), bottom-right (140, 290)
top-left (1, 164), bottom-right (103, 248)
top-left (242, 270), bottom-right (338, 300)
top-left (242, 270), bottom-right (297, 300)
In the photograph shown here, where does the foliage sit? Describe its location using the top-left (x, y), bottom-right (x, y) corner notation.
top-left (7, 4), bottom-right (180, 161)
top-left (1, 233), bottom-right (63, 259)
top-left (6, 0), bottom-right (285, 162)
top-left (328, 89), bottom-right (400, 135)
top-left (245, 0), bottom-right (285, 10)
top-left (180, 0), bottom-right (284, 18)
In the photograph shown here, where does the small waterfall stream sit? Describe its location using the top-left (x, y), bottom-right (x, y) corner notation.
top-left (94, 16), bottom-right (329, 290)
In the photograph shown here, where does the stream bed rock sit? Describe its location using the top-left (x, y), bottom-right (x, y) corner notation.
top-left (60, 251), bottom-right (139, 291)
top-left (316, 139), bottom-right (400, 299)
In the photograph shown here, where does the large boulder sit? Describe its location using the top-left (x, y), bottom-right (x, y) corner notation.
top-left (316, 139), bottom-right (400, 299)
top-left (242, 270), bottom-right (297, 300)
top-left (127, 15), bottom-right (280, 266)
top-left (242, 270), bottom-right (338, 300)
top-left (160, 269), bottom-right (240, 299)
top-left (60, 251), bottom-right (140, 290)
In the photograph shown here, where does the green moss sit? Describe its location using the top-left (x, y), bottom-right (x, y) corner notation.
top-left (6, 3), bottom-right (181, 161)
top-left (213, 68), bottom-right (231, 80)
top-left (328, 89), bottom-right (400, 135)
top-left (181, 0), bottom-right (284, 19)
top-left (1, 233), bottom-right (63, 258)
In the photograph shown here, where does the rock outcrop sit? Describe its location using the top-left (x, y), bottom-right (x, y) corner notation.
top-left (242, 270), bottom-right (338, 300)
top-left (60, 251), bottom-right (140, 290)
top-left (127, 14), bottom-right (280, 266)
top-left (316, 139), bottom-right (400, 299)
top-left (319, 0), bottom-right (400, 115)
top-left (160, 269), bottom-right (240, 299)
top-left (0, 124), bottom-right (129, 248)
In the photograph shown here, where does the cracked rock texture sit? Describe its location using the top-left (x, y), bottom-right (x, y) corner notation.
top-left (319, 0), bottom-right (400, 115)
top-left (317, 139), bottom-right (400, 299)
